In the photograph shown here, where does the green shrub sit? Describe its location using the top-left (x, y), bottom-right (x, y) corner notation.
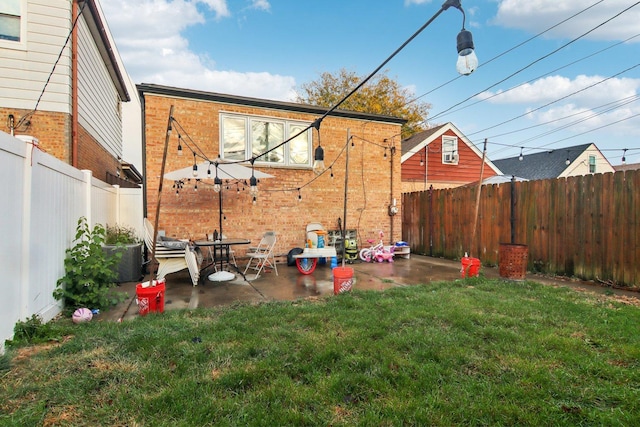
top-left (54, 217), bottom-right (128, 312)
top-left (105, 224), bottom-right (140, 245)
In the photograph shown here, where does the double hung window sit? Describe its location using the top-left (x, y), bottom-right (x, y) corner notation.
top-left (0, 0), bottom-right (22, 42)
top-left (442, 136), bottom-right (458, 164)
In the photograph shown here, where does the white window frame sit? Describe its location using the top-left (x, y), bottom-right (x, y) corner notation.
top-left (588, 155), bottom-right (596, 173)
top-left (0, 0), bottom-right (26, 50)
top-left (442, 136), bottom-right (459, 164)
top-left (220, 113), bottom-right (312, 168)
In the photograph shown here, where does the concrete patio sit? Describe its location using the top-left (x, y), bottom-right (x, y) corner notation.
top-left (103, 254), bottom-right (638, 322)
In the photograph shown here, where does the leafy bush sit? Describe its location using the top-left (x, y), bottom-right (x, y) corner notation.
top-left (54, 217), bottom-right (127, 312)
top-left (105, 224), bottom-right (140, 245)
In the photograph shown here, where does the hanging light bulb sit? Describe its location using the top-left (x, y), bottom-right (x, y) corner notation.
top-left (214, 176), bottom-right (222, 193)
top-left (456, 29), bottom-right (478, 75)
top-left (297, 188), bottom-right (302, 202)
top-left (192, 154), bottom-right (198, 177)
top-left (194, 180), bottom-right (198, 192)
top-left (384, 148), bottom-right (387, 158)
top-left (622, 149), bottom-right (627, 164)
top-left (565, 157), bottom-right (570, 166)
top-left (252, 195), bottom-right (257, 204)
top-left (250, 175), bottom-right (258, 197)
top-left (330, 166), bottom-right (334, 179)
top-left (518, 147), bottom-right (524, 161)
top-left (313, 145), bottom-right (325, 175)
top-left (420, 153), bottom-right (424, 166)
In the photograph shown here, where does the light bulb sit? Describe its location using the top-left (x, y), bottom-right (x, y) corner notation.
top-left (456, 29), bottom-right (478, 76)
top-left (252, 196), bottom-right (256, 204)
top-left (313, 145), bottom-right (325, 175)
top-left (214, 176), bottom-right (222, 193)
top-left (250, 176), bottom-right (258, 196)
top-left (192, 164), bottom-right (198, 177)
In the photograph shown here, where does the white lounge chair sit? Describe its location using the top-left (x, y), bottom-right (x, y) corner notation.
top-left (143, 218), bottom-right (201, 286)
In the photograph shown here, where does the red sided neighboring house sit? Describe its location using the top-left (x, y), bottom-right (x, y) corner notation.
top-left (401, 122), bottom-right (500, 192)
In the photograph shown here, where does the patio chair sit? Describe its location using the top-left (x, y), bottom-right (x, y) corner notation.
top-left (143, 218), bottom-right (201, 286)
top-left (243, 231), bottom-right (278, 279)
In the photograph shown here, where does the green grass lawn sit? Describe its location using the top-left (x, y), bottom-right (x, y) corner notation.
top-left (2, 278), bottom-right (639, 426)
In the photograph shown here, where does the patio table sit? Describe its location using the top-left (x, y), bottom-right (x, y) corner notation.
top-left (194, 238), bottom-right (250, 281)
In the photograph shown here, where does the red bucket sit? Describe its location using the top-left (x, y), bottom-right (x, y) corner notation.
top-left (333, 266), bottom-right (354, 295)
top-left (461, 257), bottom-right (481, 278)
top-left (136, 281), bottom-right (166, 315)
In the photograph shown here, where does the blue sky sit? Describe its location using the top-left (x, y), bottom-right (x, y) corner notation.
top-left (101, 0), bottom-right (640, 165)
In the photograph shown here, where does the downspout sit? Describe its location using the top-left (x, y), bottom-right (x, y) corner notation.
top-left (71, 1), bottom-right (79, 167)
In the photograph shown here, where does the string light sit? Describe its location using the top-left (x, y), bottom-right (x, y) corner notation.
top-left (297, 188), bottom-right (302, 202)
top-left (330, 166), bottom-right (334, 178)
top-left (177, 134), bottom-right (183, 156)
top-left (518, 147), bottom-right (524, 161)
top-left (213, 163), bottom-right (222, 193)
top-left (192, 153), bottom-right (198, 177)
top-left (312, 119), bottom-right (325, 175)
top-left (419, 153), bottom-right (424, 166)
top-left (622, 149), bottom-right (627, 164)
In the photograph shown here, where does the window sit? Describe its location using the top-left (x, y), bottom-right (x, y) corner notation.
top-left (221, 113), bottom-right (312, 167)
top-left (0, 0), bottom-right (21, 42)
top-left (442, 136), bottom-right (458, 164)
top-left (589, 155), bottom-right (596, 173)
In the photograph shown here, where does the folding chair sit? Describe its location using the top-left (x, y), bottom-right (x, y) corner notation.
top-left (243, 232), bottom-right (278, 279)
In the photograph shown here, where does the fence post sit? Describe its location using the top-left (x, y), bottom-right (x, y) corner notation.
top-left (82, 170), bottom-right (93, 226)
top-left (19, 141), bottom-right (35, 320)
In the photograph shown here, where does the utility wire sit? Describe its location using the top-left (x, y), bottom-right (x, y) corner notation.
top-left (429, 0), bottom-right (640, 123)
top-left (407, 0), bottom-right (606, 107)
top-left (16, 1), bottom-right (88, 128)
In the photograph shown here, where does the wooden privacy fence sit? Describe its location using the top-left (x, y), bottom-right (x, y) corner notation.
top-left (402, 170), bottom-right (639, 288)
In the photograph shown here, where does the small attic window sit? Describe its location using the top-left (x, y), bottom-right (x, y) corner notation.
top-left (442, 136), bottom-right (458, 164)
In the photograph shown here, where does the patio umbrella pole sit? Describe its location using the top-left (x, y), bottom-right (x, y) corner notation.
top-left (118, 105), bottom-right (173, 322)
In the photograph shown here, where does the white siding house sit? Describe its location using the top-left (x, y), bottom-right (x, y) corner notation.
top-left (0, 0), bottom-right (140, 183)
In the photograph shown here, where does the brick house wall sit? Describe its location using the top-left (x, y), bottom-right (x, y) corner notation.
top-left (139, 85), bottom-right (406, 257)
top-left (1, 108), bottom-right (72, 162)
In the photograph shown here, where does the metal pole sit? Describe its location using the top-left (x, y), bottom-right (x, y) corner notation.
top-left (341, 129), bottom-right (350, 267)
top-left (470, 138), bottom-right (487, 257)
top-left (511, 175), bottom-right (516, 244)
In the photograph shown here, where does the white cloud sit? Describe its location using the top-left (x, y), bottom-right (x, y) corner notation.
top-left (404, 0), bottom-right (435, 6)
top-left (250, 0), bottom-right (271, 12)
top-left (479, 74), bottom-right (640, 136)
top-left (479, 75), bottom-right (640, 104)
top-left (493, 0), bottom-right (640, 42)
top-left (101, 0), bottom-right (295, 100)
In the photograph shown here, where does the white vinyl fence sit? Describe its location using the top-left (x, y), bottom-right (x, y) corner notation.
top-left (0, 132), bottom-right (143, 354)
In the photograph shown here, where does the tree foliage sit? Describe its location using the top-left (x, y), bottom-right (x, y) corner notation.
top-left (295, 68), bottom-right (430, 138)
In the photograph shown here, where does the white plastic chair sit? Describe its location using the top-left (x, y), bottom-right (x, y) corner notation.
top-left (143, 218), bottom-right (201, 286)
top-left (243, 232), bottom-right (278, 279)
